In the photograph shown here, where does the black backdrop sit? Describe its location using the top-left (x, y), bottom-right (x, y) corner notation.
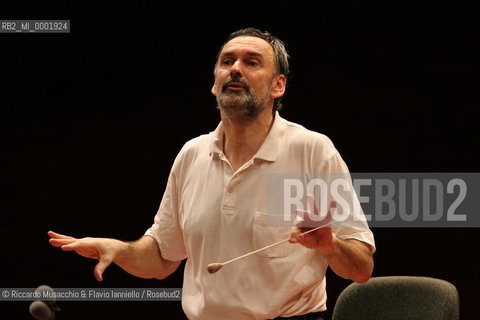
top-left (1, 1), bottom-right (479, 319)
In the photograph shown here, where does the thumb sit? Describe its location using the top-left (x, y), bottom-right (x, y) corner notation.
top-left (320, 199), bottom-right (337, 227)
top-left (94, 257), bottom-right (113, 282)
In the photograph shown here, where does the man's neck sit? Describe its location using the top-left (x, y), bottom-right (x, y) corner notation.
top-left (220, 108), bottom-right (275, 171)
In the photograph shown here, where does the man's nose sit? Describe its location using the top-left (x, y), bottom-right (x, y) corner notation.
top-left (230, 60), bottom-right (243, 77)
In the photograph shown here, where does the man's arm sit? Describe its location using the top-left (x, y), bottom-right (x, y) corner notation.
top-left (321, 237), bottom-right (373, 284)
top-left (48, 231), bottom-right (181, 281)
top-left (289, 195), bottom-right (374, 284)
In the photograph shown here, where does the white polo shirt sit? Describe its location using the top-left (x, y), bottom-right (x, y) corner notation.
top-left (145, 112), bottom-right (375, 320)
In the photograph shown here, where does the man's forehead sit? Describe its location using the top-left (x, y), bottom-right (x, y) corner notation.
top-left (220, 36), bottom-right (274, 58)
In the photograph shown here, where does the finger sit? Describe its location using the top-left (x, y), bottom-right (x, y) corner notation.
top-left (49, 238), bottom-right (76, 247)
top-left (48, 231), bottom-right (75, 240)
top-left (290, 226), bottom-right (317, 243)
top-left (60, 241), bottom-right (89, 251)
top-left (60, 244), bottom-right (80, 251)
top-left (324, 199), bottom-right (337, 225)
top-left (306, 194), bottom-right (319, 215)
top-left (305, 194), bottom-right (336, 217)
top-left (58, 243), bottom-right (98, 260)
top-left (289, 227), bottom-right (301, 243)
top-left (301, 196), bottom-right (337, 228)
top-left (295, 208), bottom-right (329, 228)
top-left (328, 199), bottom-right (337, 215)
top-left (94, 257), bottom-right (113, 282)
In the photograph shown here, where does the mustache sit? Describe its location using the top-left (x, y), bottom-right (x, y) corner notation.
top-left (221, 77), bottom-right (251, 92)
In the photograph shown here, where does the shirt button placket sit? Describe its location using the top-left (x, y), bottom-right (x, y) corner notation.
top-left (222, 156), bottom-right (235, 214)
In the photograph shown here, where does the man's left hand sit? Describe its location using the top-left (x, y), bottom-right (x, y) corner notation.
top-left (289, 194), bottom-right (337, 256)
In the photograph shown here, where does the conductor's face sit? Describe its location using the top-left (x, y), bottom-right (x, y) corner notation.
top-left (212, 36), bottom-right (285, 121)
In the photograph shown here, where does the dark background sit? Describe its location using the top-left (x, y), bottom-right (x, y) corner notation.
top-left (1, 1), bottom-right (479, 319)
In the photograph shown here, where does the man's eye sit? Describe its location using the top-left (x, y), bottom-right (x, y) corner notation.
top-left (247, 61), bottom-right (259, 66)
top-left (222, 59), bottom-right (233, 65)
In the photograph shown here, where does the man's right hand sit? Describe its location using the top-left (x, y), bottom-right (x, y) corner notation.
top-left (48, 231), bottom-right (127, 281)
top-left (48, 231), bottom-right (181, 281)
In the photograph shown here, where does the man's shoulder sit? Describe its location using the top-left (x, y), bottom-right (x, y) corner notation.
top-left (278, 116), bottom-right (347, 172)
top-left (281, 117), bottom-right (336, 152)
top-left (177, 132), bottom-right (212, 157)
top-left (182, 133), bottom-right (211, 150)
top-left (171, 130), bottom-right (218, 169)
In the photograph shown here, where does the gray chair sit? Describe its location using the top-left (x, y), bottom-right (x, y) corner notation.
top-left (332, 276), bottom-right (459, 320)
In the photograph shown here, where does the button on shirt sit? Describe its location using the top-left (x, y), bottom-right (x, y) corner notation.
top-left (145, 112), bottom-right (375, 320)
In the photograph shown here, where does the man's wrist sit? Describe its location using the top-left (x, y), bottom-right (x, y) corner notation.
top-left (112, 239), bottom-right (131, 262)
top-left (317, 234), bottom-right (339, 258)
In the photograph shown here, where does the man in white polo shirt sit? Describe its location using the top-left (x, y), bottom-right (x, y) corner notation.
top-left (49, 28), bottom-right (375, 320)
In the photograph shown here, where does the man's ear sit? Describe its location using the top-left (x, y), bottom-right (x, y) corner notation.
top-left (271, 74), bottom-right (286, 99)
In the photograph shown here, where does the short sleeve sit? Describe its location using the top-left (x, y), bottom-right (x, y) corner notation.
top-left (145, 167), bottom-right (188, 262)
top-left (320, 152), bottom-right (376, 253)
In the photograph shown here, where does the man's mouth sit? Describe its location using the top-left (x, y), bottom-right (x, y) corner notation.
top-left (224, 82), bottom-right (246, 91)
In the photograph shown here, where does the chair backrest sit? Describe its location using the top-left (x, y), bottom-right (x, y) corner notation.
top-left (332, 276), bottom-right (459, 320)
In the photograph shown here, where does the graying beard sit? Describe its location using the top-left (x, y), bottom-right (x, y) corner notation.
top-left (216, 92), bottom-right (268, 124)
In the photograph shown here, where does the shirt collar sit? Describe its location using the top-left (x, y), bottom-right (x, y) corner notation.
top-left (208, 111), bottom-right (288, 162)
top-left (209, 122), bottom-right (224, 156)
